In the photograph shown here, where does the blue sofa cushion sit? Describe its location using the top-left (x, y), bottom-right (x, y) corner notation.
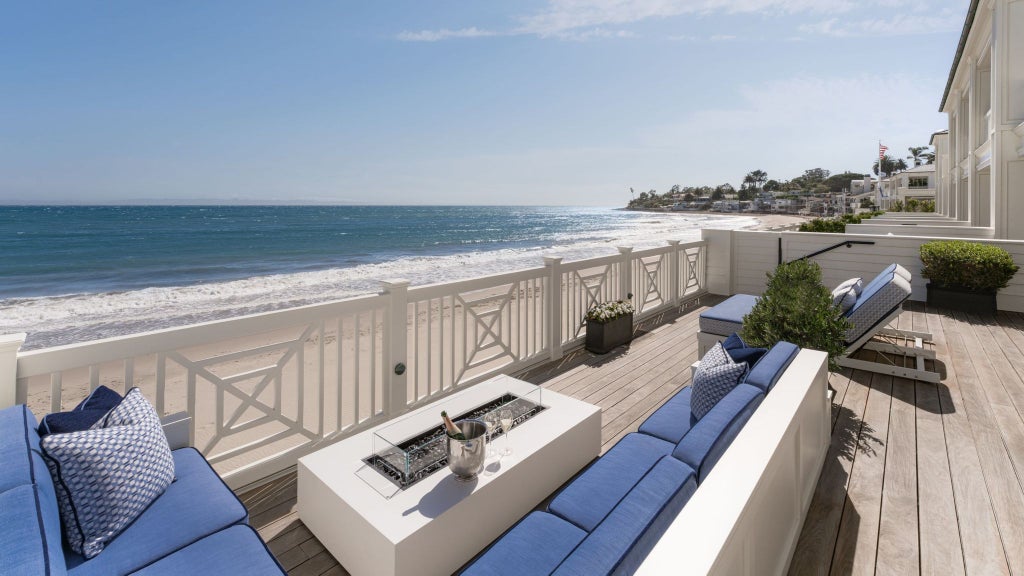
top-left (637, 386), bottom-right (695, 445)
top-left (0, 484), bottom-right (69, 576)
top-left (462, 512), bottom-right (587, 576)
top-left (65, 447), bottom-right (248, 576)
top-left (743, 341), bottom-right (800, 393)
top-left (131, 525), bottom-right (284, 575)
top-left (552, 457), bottom-right (698, 576)
top-left (722, 333), bottom-right (767, 365)
top-left (691, 343), bottom-right (747, 420)
top-left (40, 389), bottom-right (175, 558)
top-left (548, 433), bottom-right (674, 532)
top-left (673, 383), bottom-right (763, 482)
top-left (39, 386), bottom-right (123, 437)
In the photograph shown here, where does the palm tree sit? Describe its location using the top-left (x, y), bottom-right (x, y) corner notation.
top-left (907, 146), bottom-right (931, 167)
top-left (873, 155), bottom-right (908, 176)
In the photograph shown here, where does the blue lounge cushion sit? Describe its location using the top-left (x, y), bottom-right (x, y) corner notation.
top-left (462, 512), bottom-right (587, 576)
top-left (39, 386), bottom-right (124, 437)
top-left (65, 448), bottom-right (248, 576)
top-left (552, 457), bottom-right (698, 576)
top-left (131, 525), bottom-right (284, 576)
top-left (743, 341), bottom-right (800, 393)
top-left (721, 333), bottom-right (767, 365)
top-left (40, 389), bottom-right (175, 558)
top-left (637, 386), bottom-right (695, 445)
top-left (698, 294), bottom-right (757, 336)
top-left (548, 433), bottom-right (674, 532)
top-left (691, 343), bottom-right (747, 420)
top-left (673, 383), bottom-right (764, 482)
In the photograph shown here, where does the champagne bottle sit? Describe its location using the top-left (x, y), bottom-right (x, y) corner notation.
top-left (441, 411), bottom-right (466, 440)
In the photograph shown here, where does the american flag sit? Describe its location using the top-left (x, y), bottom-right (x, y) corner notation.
top-left (879, 142), bottom-right (888, 160)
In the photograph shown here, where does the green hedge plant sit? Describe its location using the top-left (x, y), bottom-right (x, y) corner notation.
top-left (798, 211), bottom-right (884, 233)
top-left (919, 240), bottom-right (1019, 292)
top-left (740, 260), bottom-right (850, 371)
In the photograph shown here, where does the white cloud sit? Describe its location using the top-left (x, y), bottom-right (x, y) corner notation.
top-left (396, 27), bottom-right (499, 42)
top-left (710, 34), bottom-right (737, 41)
top-left (800, 11), bottom-right (962, 37)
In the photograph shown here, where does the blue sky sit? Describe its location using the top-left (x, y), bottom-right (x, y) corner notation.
top-left (1, 1), bottom-right (967, 205)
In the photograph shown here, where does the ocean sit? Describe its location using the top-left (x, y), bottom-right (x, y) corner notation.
top-left (1, 206), bottom-right (755, 349)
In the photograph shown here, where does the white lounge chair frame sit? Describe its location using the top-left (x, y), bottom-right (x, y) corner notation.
top-left (836, 306), bottom-right (939, 383)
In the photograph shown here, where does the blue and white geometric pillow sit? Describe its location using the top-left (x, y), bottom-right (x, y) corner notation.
top-left (831, 283), bottom-right (860, 315)
top-left (40, 388), bottom-right (175, 558)
top-left (691, 342), bottom-right (748, 420)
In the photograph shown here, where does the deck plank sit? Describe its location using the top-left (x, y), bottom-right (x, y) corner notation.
top-left (830, 367), bottom-right (892, 576)
top-left (875, 374), bottom-right (918, 576)
top-left (932, 311), bottom-right (1011, 576)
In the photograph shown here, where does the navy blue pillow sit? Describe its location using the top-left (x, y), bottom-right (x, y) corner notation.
top-left (721, 333), bottom-right (767, 365)
top-left (39, 386), bottom-right (123, 437)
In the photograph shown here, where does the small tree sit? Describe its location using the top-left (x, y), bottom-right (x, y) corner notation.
top-left (741, 260), bottom-right (850, 371)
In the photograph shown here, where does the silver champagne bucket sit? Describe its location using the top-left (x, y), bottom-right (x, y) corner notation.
top-left (446, 419), bottom-right (487, 481)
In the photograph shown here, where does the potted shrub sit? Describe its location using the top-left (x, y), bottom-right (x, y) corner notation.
top-left (584, 300), bottom-right (635, 354)
top-left (920, 240), bottom-right (1019, 314)
top-left (740, 260), bottom-right (850, 371)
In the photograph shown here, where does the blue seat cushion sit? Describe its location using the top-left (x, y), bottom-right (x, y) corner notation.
top-left (65, 448), bottom-right (248, 576)
top-left (721, 333), bottom-right (767, 366)
top-left (462, 512), bottom-right (587, 576)
top-left (131, 525), bottom-right (284, 575)
top-left (552, 457), bottom-right (698, 576)
top-left (742, 341), bottom-right (800, 393)
top-left (0, 484), bottom-right (69, 576)
top-left (698, 294), bottom-right (757, 336)
top-left (548, 433), bottom-right (674, 532)
top-left (39, 386), bottom-right (123, 437)
top-left (637, 386), bottom-right (695, 445)
top-left (672, 383), bottom-right (764, 482)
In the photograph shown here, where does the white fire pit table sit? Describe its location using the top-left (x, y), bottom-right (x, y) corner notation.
top-left (297, 374), bottom-right (601, 576)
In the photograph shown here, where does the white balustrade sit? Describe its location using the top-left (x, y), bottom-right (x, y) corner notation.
top-left (6, 241), bottom-right (707, 488)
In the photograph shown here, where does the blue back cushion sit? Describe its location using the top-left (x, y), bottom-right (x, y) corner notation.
top-left (743, 341), bottom-right (800, 393)
top-left (0, 405), bottom-right (68, 575)
top-left (673, 383), bottom-right (764, 482)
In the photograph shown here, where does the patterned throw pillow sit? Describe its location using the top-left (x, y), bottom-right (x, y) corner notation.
top-left (691, 342), bottom-right (749, 420)
top-left (834, 277), bottom-right (864, 296)
top-left (40, 388), bottom-right (175, 558)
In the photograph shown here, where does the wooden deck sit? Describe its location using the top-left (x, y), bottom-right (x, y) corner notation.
top-left (239, 297), bottom-right (1024, 576)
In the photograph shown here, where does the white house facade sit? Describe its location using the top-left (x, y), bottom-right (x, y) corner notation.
top-left (933, 0), bottom-right (1024, 239)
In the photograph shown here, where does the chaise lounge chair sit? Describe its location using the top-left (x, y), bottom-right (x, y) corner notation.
top-left (697, 263), bottom-right (939, 383)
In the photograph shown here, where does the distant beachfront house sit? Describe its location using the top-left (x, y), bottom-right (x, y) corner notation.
top-left (932, 0), bottom-right (1024, 239)
top-left (878, 164), bottom-right (936, 210)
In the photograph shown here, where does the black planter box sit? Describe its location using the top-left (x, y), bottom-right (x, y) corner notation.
top-left (926, 283), bottom-right (997, 315)
top-left (585, 313), bottom-right (634, 354)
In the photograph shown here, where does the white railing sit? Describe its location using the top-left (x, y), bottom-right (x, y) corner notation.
top-left (1, 240), bottom-right (707, 488)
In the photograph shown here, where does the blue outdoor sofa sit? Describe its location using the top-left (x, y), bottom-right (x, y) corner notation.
top-left (0, 404), bottom-right (284, 575)
top-left (462, 339), bottom-right (800, 576)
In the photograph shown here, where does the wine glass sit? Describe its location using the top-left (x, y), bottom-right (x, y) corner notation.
top-left (483, 413), bottom-right (498, 458)
top-left (499, 409), bottom-right (514, 457)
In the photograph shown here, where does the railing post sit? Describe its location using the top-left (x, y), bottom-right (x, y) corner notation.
top-left (618, 247), bottom-right (633, 303)
top-left (667, 240), bottom-right (681, 305)
top-left (381, 280), bottom-right (410, 416)
top-left (0, 333), bottom-right (26, 410)
top-left (543, 256), bottom-right (563, 361)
